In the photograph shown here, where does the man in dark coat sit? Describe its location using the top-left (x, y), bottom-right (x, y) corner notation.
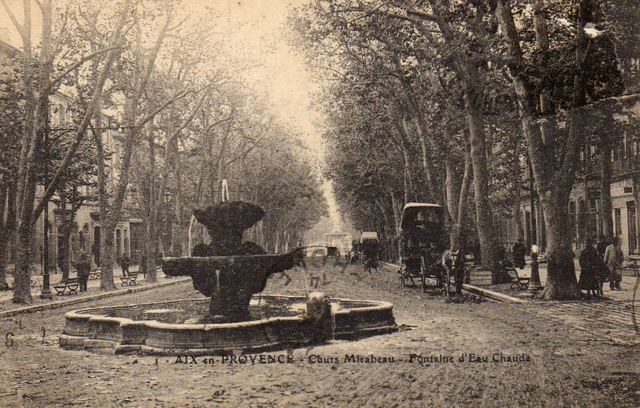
top-left (579, 238), bottom-right (603, 297)
top-left (121, 254), bottom-right (131, 277)
top-left (453, 249), bottom-right (466, 295)
top-left (76, 252), bottom-right (91, 292)
top-left (512, 239), bottom-right (526, 269)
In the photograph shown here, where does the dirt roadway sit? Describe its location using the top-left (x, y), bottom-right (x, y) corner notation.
top-left (0, 261), bottom-right (639, 407)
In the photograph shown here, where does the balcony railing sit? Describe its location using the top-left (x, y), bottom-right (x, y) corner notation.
top-left (577, 155), bottom-right (640, 178)
top-left (612, 156), bottom-right (640, 177)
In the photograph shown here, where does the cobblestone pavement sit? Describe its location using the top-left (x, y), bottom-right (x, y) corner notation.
top-left (468, 261), bottom-right (640, 346)
top-left (516, 299), bottom-right (640, 346)
top-left (0, 260), bottom-right (639, 407)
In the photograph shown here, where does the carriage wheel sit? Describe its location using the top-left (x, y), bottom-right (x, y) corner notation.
top-left (420, 256), bottom-right (427, 293)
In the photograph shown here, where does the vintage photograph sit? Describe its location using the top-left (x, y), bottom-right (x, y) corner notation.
top-left (0, 0), bottom-right (639, 406)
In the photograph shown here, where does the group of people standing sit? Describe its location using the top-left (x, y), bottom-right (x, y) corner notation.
top-left (73, 253), bottom-right (132, 292)
top-left (578, 236), bottom-right (623, 297)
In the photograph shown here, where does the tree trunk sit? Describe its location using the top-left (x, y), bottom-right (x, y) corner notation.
top-left (512, 140), bottom-right (524, 240)
top-left (390, 192), bottom-right (403, 262)
top-left (11, 0), bottom-right (53, 304)
top-left (13, 125), bottom-right (45, 303)
top-left (540, 184), bottom-right (580, 299)
top-left (93, 122), bottom-right (116, 291)
top-left (454, 148), bottom-right (473, 250)
top-left (100, 217), bottom-right (118, 291)
top-left (394, 121), bottom-right (416, 202)
top-left (0, 239), bottom-right (10, 291)
top-left (59, 193), bottom-right (70, 282)
top-left (0, 181), bottom-right (16, 291)
top-left (13, 220), bottom-right (35, 303)
top-left (145, 129), bottom-right (158, 282)
top-left (173, 140), bottom-right (187, 256)
top-left (405, 117), bottom-right (436, 203)
top-left (464, 86), bottom-right (498, 269)
top-left (444, 160), bottom-right (458, 229)
top-left (144, 220), bottom-right (157, 281)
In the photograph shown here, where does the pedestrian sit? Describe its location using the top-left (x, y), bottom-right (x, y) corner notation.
top-left (578, 238), bottom-right (603, 297)
top-left (453, 249), bottom-right (466, 295)
top-left (604, 237), bottom-right (622, 290)
top-left (497, 244), bottom-right (506, 262)
top-left (512, 239), bottom-right (526, 269)
top-left (471, 241), bottom-right (481, 265)
top-left (441, 248), bottom-right (454, 291)
top-left (597, 235), bottom-right (608, 260)
top-left (76, 252), bottom-right (90, 292)
top-left (121, 254), bottom-right (130, 277)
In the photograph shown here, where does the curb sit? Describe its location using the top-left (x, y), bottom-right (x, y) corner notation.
top-left (0, 277), bottom-right (192, 319)
top-left (461, 283), bottom-right (529, 303)
top-left (380, 261), bottom-right (527, 303)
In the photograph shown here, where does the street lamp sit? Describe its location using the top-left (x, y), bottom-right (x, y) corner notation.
top-left (528, 244), bottom-right (543, 292)
top-left (40, 127), bottom-right (52, 299)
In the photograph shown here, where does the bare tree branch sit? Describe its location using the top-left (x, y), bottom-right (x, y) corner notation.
top-left (49, 46), bottom-right (122, 91)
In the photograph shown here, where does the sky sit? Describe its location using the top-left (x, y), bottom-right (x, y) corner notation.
top-left (208, 0), bottom-right (327, 157)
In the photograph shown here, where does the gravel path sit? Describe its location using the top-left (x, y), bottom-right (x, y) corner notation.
top-left (1, 261), bottom-right (639, 407)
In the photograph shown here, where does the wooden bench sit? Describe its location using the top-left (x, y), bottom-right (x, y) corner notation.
top-left (119, 271), bottom-right (138, 287)
top-left (88, 270), bottom-right (101, 280)
top-left (506, 266), bottom-right (530, 290)
top-left (53, 277), bottom-right (80, 295)
top-left (623, 256), bottom-right (640, 277)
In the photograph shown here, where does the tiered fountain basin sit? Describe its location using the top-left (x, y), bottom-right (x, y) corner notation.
top-left (59, 295), bottom-right (396, 355)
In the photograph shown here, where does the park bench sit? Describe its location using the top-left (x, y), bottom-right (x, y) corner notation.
top-left (88, 270), bottom-right (101, 280)
top-left (53, 277), bottom-right (80, 296)
top-left (119, 271), bottom-right (138, 287)
top-left (624, 256), bottom-right (640, 277)
top-left (506, 266), bottom-right (530, 290)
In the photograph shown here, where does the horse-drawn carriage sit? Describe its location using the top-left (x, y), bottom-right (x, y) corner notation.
top-left (399, 203), bottom-right (448, 292)
top-left (361, 231), bottom-right (379, 273)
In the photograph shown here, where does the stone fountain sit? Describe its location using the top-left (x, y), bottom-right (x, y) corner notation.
top-left (162, 201), bottom-right (305, 323)
top-left (59, 201), bottom-right (396, 355)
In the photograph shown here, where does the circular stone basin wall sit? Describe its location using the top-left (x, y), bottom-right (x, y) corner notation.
top-left (59, 295), bottom-right (396, 355)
